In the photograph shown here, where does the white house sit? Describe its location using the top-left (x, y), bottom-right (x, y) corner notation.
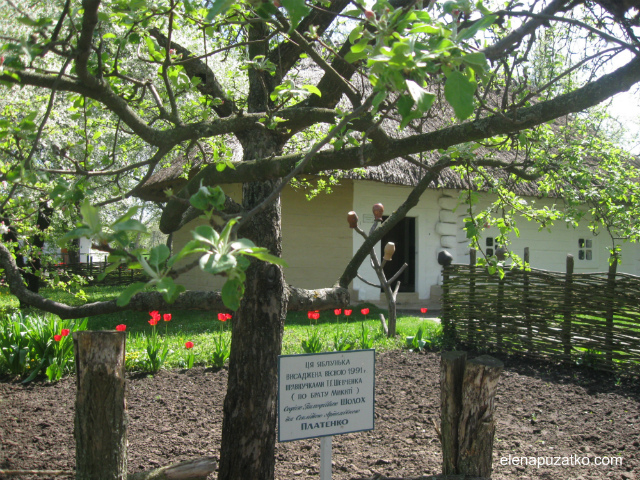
top-left (138, 157), bottom-right (640, 309)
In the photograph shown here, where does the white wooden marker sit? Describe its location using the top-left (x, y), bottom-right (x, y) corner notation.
top-left (278, 349), bottom-right (376, 479)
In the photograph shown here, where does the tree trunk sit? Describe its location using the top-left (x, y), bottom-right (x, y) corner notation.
top-left (218, 126), bottom-right (286, 479)
top-left (218, 179), bottom-right (286, 480)
top-left (74, 331), bottom-right (127, 480)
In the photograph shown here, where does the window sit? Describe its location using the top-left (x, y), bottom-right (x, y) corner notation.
top-left (578, 238), bottom-right (593, 261)
top-left (486, 237), bottom-right (494, 256)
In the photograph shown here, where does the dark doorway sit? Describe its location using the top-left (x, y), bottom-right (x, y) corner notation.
top-left (380, 217), bottom-right (416, 292)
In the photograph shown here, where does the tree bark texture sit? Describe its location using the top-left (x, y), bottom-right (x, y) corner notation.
top-left (456, 355), bottom-right (504, 478)
top-left (440, 351), bottom-right (467, 475)
top-left (218, 131), bottom-right (287, 480)
top-left (74, 331), bottom-right (127, 480)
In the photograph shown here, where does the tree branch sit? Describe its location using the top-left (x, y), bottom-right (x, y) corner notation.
top-left (0, 242), bottom-right (351, 316)
top-left (483, 0), bottom-right (574, 61)
top-left (148, 28), bottom-right (236, 117)
top-left (339, 156), bottom-right (451, 288)
top-left (76, 0), bottom-right (102, 87)
top-left (159, 53), bottom-right (640, 232)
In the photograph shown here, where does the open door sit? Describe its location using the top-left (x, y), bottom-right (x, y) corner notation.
top-left (380, 217), bottom-right (416, 292)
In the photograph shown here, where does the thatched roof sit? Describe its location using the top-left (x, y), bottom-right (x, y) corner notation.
top-left (134, 66), bottom-right (561, 202)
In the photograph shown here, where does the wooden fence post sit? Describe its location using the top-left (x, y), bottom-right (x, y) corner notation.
top-left (605, 254), bottom-right (618, 366)
top-left (562, 254), bottom-right (574, 359)
top-left (74, 331), bottom-right (127, 480)
top-left (440, 351), bottom-right (467, 475)
top-left (467, 249), bottom-right (476, 346)
top-left (456, 355), bottom-right (504, 478)
top-left (440, 353), bottom-right (503, 478)
top-left (523, 247), bottom-right (532, 352)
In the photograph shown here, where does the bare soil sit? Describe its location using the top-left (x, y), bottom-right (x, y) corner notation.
top-left (1, 350), bottom-right (639, 480)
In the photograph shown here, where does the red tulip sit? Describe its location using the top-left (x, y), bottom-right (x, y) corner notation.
top-left (311, 312), bottom-right (320, 320)
top-left (149, 310), bottom-right (161, 322)
top-left (149, 318), bottom-right (159, 326)
top-left (307, 311), bottom-right (314, 320)
top-left (344, 309), bottom-right (353, 316)
top-left (54, 335), bottom-right (62, 342)
top-left (115, 324), bottom-right (126, 332)
top-left (334, 308), bottom-right (342, 315)
top-left (421, 308), bottom-right (428, 314)
top-left (60, 329), bottom-right (70, 337)
top-left (225, 313), bottom-right (232, 321)
top-left (163, 313), bottom-right (172, 322)
top-left (361, 308), bottom-right (370, 315)
top-left (185, 341), bottom-right (194, 349)
top-left (218, 313), bottom-right (228, 322)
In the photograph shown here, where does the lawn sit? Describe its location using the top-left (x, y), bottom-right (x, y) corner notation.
top-left (0, 285), bottom-right (441, 378)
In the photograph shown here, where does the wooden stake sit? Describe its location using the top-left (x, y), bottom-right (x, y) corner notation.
top-left (74, 331), bottom-right (127, 480)
top-left (457, 355), bottom-right (504, 478)
top-left (439, 351), bottom-right (467, 475)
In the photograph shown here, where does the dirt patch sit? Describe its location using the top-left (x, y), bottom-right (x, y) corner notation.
top-left (1, 351), bottom-right (638, 479)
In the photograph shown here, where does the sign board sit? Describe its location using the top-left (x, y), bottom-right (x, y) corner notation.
top-left (278, 349), bottom-right (375, 442)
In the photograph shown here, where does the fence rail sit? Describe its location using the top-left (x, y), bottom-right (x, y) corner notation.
top-left (44, 260), bottom-right (147, 286)
top-left (441, 249), bottom-right (640, 376)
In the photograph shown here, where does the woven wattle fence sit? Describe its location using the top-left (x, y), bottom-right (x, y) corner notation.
top-left (441, 249), bottom-right (640, 376)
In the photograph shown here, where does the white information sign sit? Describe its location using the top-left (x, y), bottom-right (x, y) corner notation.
top-left (278, 349), bottom-right (375, 442)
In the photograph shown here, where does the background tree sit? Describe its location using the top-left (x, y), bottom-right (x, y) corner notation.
top-left (2, 0), bottom-right (640, 478)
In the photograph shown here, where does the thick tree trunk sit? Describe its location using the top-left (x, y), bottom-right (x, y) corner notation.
top-left (74, 331), bottom-right (127, 480)
top-left (218, 180), bottom-right (286, 480)
top-left (218, 125), bottom-right (287, 479)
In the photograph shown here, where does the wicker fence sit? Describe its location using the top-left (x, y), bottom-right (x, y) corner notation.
top-left (441, 248), bottom-right (640, 375)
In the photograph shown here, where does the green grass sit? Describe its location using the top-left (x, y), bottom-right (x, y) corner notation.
top-left (0, 285), bottom-right (442, 375)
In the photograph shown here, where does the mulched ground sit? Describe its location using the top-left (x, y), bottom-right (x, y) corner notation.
top-left (1, 350), bottom-right (639, 480)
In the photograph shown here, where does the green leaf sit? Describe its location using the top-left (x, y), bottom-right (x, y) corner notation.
top-left (302, 85), bottom-right (321, 97)
top-left (461, 52), bottom-right (489, 71)
top-left (229, 238), bottom-right (257, 253)
top-left (246, 249), bottom-right (289, 267)
top-left (147, 244), bottom-right (171, 268)
top-left (80, 201), bottom-right (101, 233)
top-left (111, 219), bottom-right (147, 233)
top-left (97, 260), bottom-right (125, 281)
top-left (166, 240), bottom-right (209, 268)
top-left (406, 80), bottom-right (435, 114)
top-left (206, 0), bottom-right (236, 21)
top-left (344, 49), bottom-right (369, 63)
top-left (57, 227), bottom-right (93, 246)
top-left (200, 252), bottom-right (237, 275)
top-left (456, 14), bottom-right (497, 41)
top-left (444, 71), bottom-right (476, 120)
top-left (281, 0), bottom-right (311, 30)
top-left (117, 282), bottom-right (147, 306)
top-left (156, 277), bottom-right (186, 303)
top-left (221, 277), bottom-right (244, 311)
top-left (193, 225), bottom-right (220, 246)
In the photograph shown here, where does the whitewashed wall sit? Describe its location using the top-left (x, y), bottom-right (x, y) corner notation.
top-left (351, 183), bottom-right (639, 305)
top-left (458, 191), bottom-right (640, 275)
top-left (171, 183), bottom-right (353, 292)
top-left (352, 181), bottom-right (442, 302)
top-left (171, 180), bottom-right (639, 299)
